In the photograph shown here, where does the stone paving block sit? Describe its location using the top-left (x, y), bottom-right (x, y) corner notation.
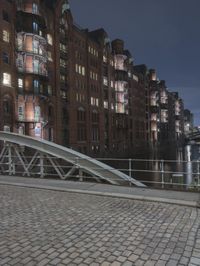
top-left (37, 258), bottom-right (50, 266)
top-left (190, 257), bottom-right (200, 265)
top-left (0, 185), bottom-right (200, 266)
top-left (128, 254), bottom-right (139, 262)
top-left (155, 260), bottom-right (167, 266)
top-left (122, 262), bottom-right (134, 266)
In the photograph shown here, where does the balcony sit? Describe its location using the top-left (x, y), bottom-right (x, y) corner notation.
top-left (114, 54), bottom-right (128, 72)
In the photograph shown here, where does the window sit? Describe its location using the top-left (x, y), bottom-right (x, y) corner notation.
top-left (2, 11), bottom-right (10, 22)
top-left (3, 30), bottom-right (9, 42)
top-left (33, 22), bottom-right (38, 33)
top-left (77, 108), bottom-right (86, 122)
top-left (2, 52), bottom-right (9, 64)
top-left (18, 106), bottom-right (24, 121)
top-left (82, 66), bottom-right (85, 76)
top-left (3, 73), bottom-right (11, 86)
top-left (60, 58), bottom-right (66, 67)
top-left (60, 90), bottom-right (67, 99)
top-left (60, 43), bottom-right (67, 53)
top-left (32, 3), bottom-right (38, 14)
top-left (47, 34), bottom-right (53, 45)
top-left (34, 106), bottom-right (40, 122)
top-left (92, 111), bottom-right (99, 123)
top-left (33, 79), bottom-right (39, 93)
top-left (60, 74), bottom-right (65, 82)
top-left (18, 78), bottom-right (23, 88)
top-left (47, 51), bottom-right (53, 62)
top-left (48, 85), bottom-right (52, 95)
top-left (3, 100), bottom-right (10, 113)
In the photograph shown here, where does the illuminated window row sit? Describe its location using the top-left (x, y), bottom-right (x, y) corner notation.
top-left (2, 30), bottom-right (9, 42)
top-left (91, 97), bottom-right (99, 107)
top-left (90, 71), bottom-right (98, 80)
top-left (88, 46), bottom-right (98, 57)
top-left (76, 93), bottom-right (85, 103)
top-left (75, 64), bottom-right (85, 76)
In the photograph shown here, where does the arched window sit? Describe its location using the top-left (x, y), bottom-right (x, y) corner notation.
top-left (92, 109), bottom-right (99, 123)
top-left (77, 107), bottom-right (85, 122)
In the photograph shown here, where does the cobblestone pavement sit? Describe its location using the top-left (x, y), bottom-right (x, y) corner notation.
top-left (0, 185), bottom-right (199, 266)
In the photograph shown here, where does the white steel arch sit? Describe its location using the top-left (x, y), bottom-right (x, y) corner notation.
top-left (0, 131), bottom-right (145, 187)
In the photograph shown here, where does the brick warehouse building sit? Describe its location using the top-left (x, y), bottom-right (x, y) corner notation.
top-left (0, 0), bottom-right (186, 159)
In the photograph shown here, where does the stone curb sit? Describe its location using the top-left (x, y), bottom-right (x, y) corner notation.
top-left (0, 181), bottom-right (198, 208)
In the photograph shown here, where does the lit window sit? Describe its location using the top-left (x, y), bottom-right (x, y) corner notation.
top-left (103, 76), bottom-right (108, 86)
top-left (91, 97), bottom-right (94, 105)
top-left (60, 58), bottom-right (66, 67)
top-left (33, 22), bottom-right (38, 33)
top-left (78, 65), bottom-right (81, 74)
top-left (32, 3), bottom-right (38, 14)
top-left (33, 79), bottom-right (39, 94)
top-left (60, 74), bottom-right (65, 81)
top-left (18, 106), bottom-right (24, 121)
top-left (48, 85), bottom-right (52, 95)
top-left (82, 66), bottom-right (85, 76)
top-left (60, 43), bottom-right (67, 53)
top-left (34, 106), bottom-right (40, 122)
top-left (60, 90), bottom-right (67, 99)
top-left (3, 30), bottom-right (9, 42)
top-left (3, 73), bottom-right (11, 86)
top-left (18, 78), bottom-right (23, 88)
top-left (47, 34), bottom-right (53, 45)
top-left (104, 101), bottom-right (108, 109)
top-left (47, 51), bottom-right (53, 62)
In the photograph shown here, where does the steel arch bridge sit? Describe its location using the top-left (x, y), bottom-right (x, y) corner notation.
top-left (0, 132), bottom-right (145, 187)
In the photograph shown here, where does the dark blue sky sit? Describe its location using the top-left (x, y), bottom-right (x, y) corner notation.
top-left (70, 0), bottom-right (200, 125)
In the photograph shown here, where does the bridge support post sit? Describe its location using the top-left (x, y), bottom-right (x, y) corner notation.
top-left (79, 169), bottom-right (83, 182)
top-left (160, 160), bottom-right (164, 189)
top-left (39, 152), bottom-right (45, 178)
top-left (197, 160), bottom-right (200, 189)
top-left (8, 144), bottom-right (13, 176)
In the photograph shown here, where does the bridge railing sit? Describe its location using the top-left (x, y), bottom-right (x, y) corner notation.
top-left (0, 153), bottom-right (200, 190)
top-left (96, 158), bottom-right (200, 190)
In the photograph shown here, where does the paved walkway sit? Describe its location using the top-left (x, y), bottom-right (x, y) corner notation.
top-left (0, 176), bottom-right (199, 207)
top-left (0, 176), bottom-right (200, 266)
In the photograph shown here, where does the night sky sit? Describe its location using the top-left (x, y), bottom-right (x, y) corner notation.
top-left (69, 0), bottom-right (200, 126)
